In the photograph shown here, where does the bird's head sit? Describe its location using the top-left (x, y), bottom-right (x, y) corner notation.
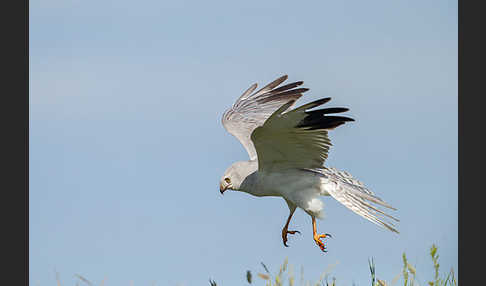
top-left (219, 161), bottom-right (257, 194)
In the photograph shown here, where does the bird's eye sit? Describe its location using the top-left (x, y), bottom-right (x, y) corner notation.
top-left (225, 178), bottom-right (231, 184)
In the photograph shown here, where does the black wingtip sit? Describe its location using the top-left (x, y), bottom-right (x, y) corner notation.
top-left (306, 107), bottom-right (350, 117)
top-left (294, 97), bottom-right (332, 112)
top-left (311, 97), bottom-right (332, 107)
top-left (267, 81), bottom-right (306, 94)
top-left (296, 111), bottom-right (354, 130)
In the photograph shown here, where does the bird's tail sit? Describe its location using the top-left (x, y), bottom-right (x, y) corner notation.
top-left (309, 167), bottom-right (400, 233)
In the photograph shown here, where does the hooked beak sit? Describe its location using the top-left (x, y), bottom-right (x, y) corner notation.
top-left (220, 182), bottom-right (229, 194)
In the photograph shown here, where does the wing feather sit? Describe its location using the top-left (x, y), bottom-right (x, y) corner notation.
top-left (222, 75), bottom-right (309, 160)
top-left (250, 97), bottom-right (354, 171)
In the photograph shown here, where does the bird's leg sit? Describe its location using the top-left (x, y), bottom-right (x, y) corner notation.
top-left (312, 217), bottom-right (332, 252)
top-left (282, 210), bottom-right (300, 247)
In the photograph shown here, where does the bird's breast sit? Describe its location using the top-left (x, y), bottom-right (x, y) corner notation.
top-left (251, 169), bottom-right (322, 197)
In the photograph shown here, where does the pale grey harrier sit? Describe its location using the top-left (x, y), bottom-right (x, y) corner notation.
top-left (219, 75), bottom-right (398, 252)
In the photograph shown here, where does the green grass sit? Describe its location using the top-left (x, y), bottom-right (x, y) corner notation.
top-left (209, 244), bottom-right (457, 286)
top-left (53, 244), bottom-right (456, 286)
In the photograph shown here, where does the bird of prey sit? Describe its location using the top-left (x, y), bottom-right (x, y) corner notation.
top-left (219, 75), bottom-right (399, 252)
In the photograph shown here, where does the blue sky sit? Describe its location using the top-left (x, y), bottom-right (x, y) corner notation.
top-left (30, 0), bottom-right (457, 285)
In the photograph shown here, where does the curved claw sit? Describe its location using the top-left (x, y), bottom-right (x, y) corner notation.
top-left (317, 243), bottom-right (327, 252)
top-left (282, 230), bottom-right (301, 247)
top-left (314, 233), bottom-right (331, 253)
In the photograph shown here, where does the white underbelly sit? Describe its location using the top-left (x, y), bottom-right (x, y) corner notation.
top-left (258, 170), bottom-right (317, 194)
top-left (255, 169), bottom-right (338, 218)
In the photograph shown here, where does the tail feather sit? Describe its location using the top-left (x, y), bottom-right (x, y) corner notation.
top-left (306, 167), bottom-right (399, 233)
top-left (343, 191), bottom-right (399, 233)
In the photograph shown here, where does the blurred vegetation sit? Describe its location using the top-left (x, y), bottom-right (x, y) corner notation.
top-left (52, 244), bottom-right (456, 286)
top-left (210, 244), bottom-right (457, 286)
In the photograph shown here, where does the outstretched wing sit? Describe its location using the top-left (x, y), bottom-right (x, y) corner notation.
top-left (222, 75), bottom-right (309, 160)
top-left (250, 97), bottom-right (354, 171)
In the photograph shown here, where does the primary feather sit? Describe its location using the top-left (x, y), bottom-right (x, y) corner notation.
top-left (222, 75), bottom-right (308, 160)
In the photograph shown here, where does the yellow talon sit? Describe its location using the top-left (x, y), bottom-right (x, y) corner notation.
top-left (312, 217), bottom-right (332, 252)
